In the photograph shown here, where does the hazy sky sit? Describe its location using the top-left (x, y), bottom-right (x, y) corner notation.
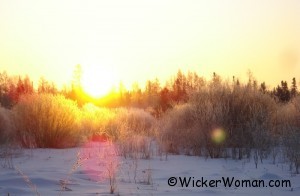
top-left (0, 0), bottom-right (299, 89)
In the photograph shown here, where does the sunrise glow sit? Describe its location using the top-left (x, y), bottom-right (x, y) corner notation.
top-left (0, 0), bottom-right (299, 88)
top-left (81, 65), bottom-right (117, 98)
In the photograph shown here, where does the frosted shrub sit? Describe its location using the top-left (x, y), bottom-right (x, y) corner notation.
top-left (120, 108), bottom-right (155, 135)
top-left (0, 106), bottom-right (15, 143)
top-left (279, 98), bottom-right (300, 174)
top-left (191, 86), bottom-right (231, 158)
top-left (229, 86), bottom-right (274, 159)
top-left (159, 87), bottom-right (231, 157)
top-left (105, 108), bottom-right (155, 140)
top-left (13, 94), bottom-right (81, 148)
top-left (81, 103), bottom-right (115, 141)
top-left (105, 108), bottom-right (155, 158)
top-left (117, 135), bottom-right (153, 159)
top-left (159, 103), bottom-right (198, 155)
top-left (0, 106), bottom-right (22, 168)
top-left (0, 106), bottom-right (7, 143)
top-left (292, 96), bottom-right (300, 127)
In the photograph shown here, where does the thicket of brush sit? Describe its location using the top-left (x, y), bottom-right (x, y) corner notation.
top-left (0, 94), bottom-right (155, 150)
top-left (159, 81), bottom-right (300, 173)
top-left (160, 82), bottom-right (276, 158)
top-left (12, 94), bottom-right (81, 148)
top-left (0, 77), bottom-right (300, 173)
top-left (0, 106), bottom-right (13, 144)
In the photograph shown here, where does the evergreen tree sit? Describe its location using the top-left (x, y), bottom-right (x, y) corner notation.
top-left (281, 81), bottom-right (291, 102)
top-left (260, 82), bottom-right (267, 93)
top-left (160, 87), bottom-right (172, 112)
top-left (291, 77), bottom-right (297, 97)
top-left (172, 70), bottom-right (187, 103)
top-left (275, 81), bottom-right (291, 102)
top-left (236, 79), bottom-right (240, 86)
top-left (0, 71), bottom-right (13, 108)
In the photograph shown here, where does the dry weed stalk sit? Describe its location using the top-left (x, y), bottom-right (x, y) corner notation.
top-left (102, 142), bottom-right (119, 194)
top-left (15, 166), bottom-right (40, 196)
top-left (107, 161), bottom-right (117, 194)
top-left (59, 151), bottom-right (88, 195)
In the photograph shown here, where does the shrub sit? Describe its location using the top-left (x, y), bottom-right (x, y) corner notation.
top-left (0, 105), bottom-right (22, 168)
top-left (0, 106), bottom-right (7, 143)
top-left (117, 135), bottom-right (153, 159)
top-left (158, 103), bottom-right (198, 155)
top-left (227, 86), bottom-right (276, 160)
top-left (279, 97), bottom-right (300, 173)
top-left (13, 94), bottom-right (81, 148)
top-left (105, 108), bottom-right (155, 141)
top-left (0, 105), bottom-right (13, 144)
top-left (100, 108), bottom-right (155, 159)
top-left (80, 103), bottom-right (115, 141)
top-left (191, 85), bottom-right (231, 158)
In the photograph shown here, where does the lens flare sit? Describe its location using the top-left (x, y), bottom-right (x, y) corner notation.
top-left (80, 141), bottom-right (119, 182)
top-left (211, 128), bottom-right (226, 144)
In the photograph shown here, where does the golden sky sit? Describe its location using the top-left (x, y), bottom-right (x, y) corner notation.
top-left (0, 0), bottom-right (299, 89)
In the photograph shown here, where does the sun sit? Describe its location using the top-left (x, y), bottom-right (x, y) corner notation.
top-left (81, 65), bottom-right (117, 98)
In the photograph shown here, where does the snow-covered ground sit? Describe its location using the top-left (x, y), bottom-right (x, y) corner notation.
top-left (0, 142), bottom-right (299, 196)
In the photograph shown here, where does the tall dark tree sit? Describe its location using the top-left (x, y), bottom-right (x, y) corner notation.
top-left (0, 71), bottom-right (13, 108)
top-left (23, 75), bottom-right (34, 94)
top-left (291, 77), bottom-right (297, 98)
top-left (236, 79), bottom-right (240, 86)
top-left (212, 72), bottom-right (221, 85)
top-left (159, 87), bottom-right (172, 112)
top-left (253, 80), bottom-right (258, 90)
top-left (12, 75), bottom-right (34, 103)
top-left (282, 81), bottom-right (290, 102)
top-left (260, 82), bottom-right (267, 93)
top-left (16, 76), bottom-right (25, 95)
top-left (275, 81), bottom-right (290, 102)
top-left (172, 70), bottom-right (188, 103)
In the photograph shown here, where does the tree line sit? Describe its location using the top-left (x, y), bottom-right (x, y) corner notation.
top-left (0, 69), bottom-right (298, 113)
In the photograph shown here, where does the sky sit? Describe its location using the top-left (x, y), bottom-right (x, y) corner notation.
top-left (0, 0), bottom-right (299, 89)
